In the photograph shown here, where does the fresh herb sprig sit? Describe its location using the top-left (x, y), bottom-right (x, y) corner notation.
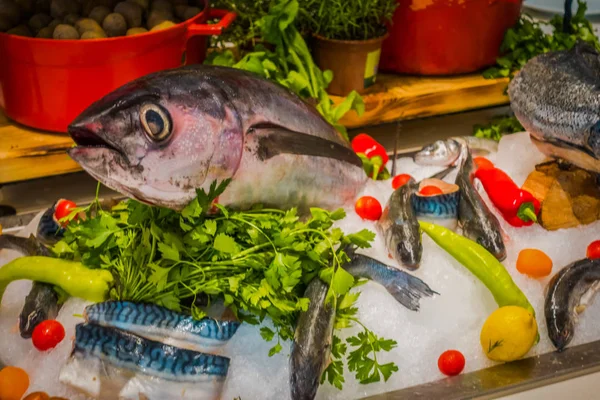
top-left (321, 290), bottom-right (399, 387)
top-left (52, 181), bottom-right (398, 389)
top-left (206, 0), bottom-right (364, 139)
top-left (483, 0), bottom-right (599, 80)
top-left (473, 115), bottom-right (524, 141)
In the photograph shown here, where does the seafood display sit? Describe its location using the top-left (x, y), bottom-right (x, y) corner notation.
top-left (1, 37), bottom-right (600, 400)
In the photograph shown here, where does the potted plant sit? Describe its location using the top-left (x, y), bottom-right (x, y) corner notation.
top-left (304, 0), bottom-right (397, 96)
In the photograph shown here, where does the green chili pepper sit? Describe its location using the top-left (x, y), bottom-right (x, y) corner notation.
top-left (419, 221), bottom-right (535, 317)
top-left (0, 256), bottom-right (113, 305)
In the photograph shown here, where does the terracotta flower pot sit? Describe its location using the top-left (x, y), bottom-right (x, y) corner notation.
top-left (380, 0), bottom-right (523, 75)
top-left (313, 33), bottom-right (389, 96)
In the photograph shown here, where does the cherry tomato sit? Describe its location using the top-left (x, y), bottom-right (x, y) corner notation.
top-left (32, 320), bottom-right (65, 351)
top-left (587, 240), bottom-right (600, 260)
top-left (516, 249), bottom-right (553, 278)
top-left (24, 392), bottom-right (50, 400)
top-left (355, 196), bottom-right (382, 221)
top-left (438, 350), bottom-right (465, 376)
top-left (0, 366), bottom-right (30, 400)
top-left (419, 186), bottom-right (443, 196)
top-left (474, 157), bottom-right (494, 170)
top-left (392, 174), bottom-right (413, 190)
top-left (54, 199), bottom-right (78, 226)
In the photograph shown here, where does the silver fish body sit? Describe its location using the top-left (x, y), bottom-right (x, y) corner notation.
top-left (455, 143), bottom-right (506, 260)
top-left (67, 65), bottom-right (367, 212)
top-left (414, 137), bottom-right (499, 167)
top-left (290, 278), bottom-right (335, 400)
top-left (377, 178), bottom-right (422, 270)
top-left (0, 234), bottom-right (61, 338)
top-left (343, 247), bottom-right (438, 311)
top-left (508, 41), bottom-right (600, 173)
top-left (59, 323), bottom-right (230, 400)
top-left (84, 301), bottom-right (240, 352)
top-left (545, 258), bottom-right (600, 351)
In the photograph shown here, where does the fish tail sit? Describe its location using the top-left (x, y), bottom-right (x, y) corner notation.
top-left (343, 250), bottom-right (438, 311)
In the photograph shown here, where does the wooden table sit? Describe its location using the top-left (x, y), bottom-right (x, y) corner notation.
top-left (0, 73), bottom-right (509, 185)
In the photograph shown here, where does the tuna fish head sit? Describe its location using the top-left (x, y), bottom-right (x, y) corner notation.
top-left (67, 69), bottom-right (243, 210)
top-left (508, 41), bottom-right (600, 173)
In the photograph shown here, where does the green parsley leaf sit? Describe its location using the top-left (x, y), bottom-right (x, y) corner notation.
top-left (213, 233), bottom-right (239, 254)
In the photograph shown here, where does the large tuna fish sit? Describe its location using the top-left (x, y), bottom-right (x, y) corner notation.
top-left (67, 65), bottom-right (367, 211)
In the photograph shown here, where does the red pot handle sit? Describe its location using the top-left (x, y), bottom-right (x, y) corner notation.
top-left (187, 9), bottom-right (237, 38)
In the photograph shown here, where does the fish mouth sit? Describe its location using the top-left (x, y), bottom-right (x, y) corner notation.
top-left (68, 125), bottom-right (124, 158)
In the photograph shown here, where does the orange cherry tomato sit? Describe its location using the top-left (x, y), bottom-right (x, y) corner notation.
top-left (355, 196), bottom-right (382, 221)
top-left (438, 350), bottom-right (465, 376)
top-left (516, 249), bottom-right (553, 278)
top-left (474, 157), bottom-right (494, 170)
top-left (0, 366), bottom-right (30, 400)
top-left (419, 186), bottom-right (443, 196)
top-left (587, 240), bottom-right (600, 260)
top-left (391, 174), bottom-right (413, 190)
top-left (24, 392), bottom-right (50, 400)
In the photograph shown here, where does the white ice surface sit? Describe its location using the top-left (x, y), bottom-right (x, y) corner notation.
top-left (1, 132), bottom-right (599, 400)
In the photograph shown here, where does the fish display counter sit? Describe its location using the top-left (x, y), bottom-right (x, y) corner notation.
top-left (1, 2), bottom-right (600, 400)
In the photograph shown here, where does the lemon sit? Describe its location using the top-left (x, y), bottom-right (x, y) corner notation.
top-left (480, 306), bottom-right (538, 362)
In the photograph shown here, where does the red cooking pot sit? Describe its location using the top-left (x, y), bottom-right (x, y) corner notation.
top-left (380, 0), bottom-right (522, 75)
top-left (0, 3), bottom-right (235, 133)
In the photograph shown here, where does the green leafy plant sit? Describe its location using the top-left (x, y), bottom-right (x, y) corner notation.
top-left (483, 0), bottom-right (599, 80)
top-left (303, 0), bottom-right (397, 40)
top-left (473, 115), bottom-right (524, 141)
top-left (52, 181), bottom-right (398, 389)
top-left (210, 1), bottom-right (271, 49)
top-left (206, 0), bottom-right (364, 139)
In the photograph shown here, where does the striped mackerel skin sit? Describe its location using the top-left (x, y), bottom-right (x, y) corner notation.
top-left (412, 192), bottom-right (459, 219)
top-left (73, 323), bottom-right (230, 380)
top-left (84, 301), bottom-right (240, 346)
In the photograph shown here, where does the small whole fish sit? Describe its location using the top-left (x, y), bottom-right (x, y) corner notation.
top-left (377, 178), bottom-right (422, 270)
top-left (290, 278), bottom-right (335, 400)
top-left (0, 234), bottom-right (61, 338)
top-left (455, 143), bottom-right (506, 260)
top-left (36, 201), bottom-right (66, 245)
top-left (67, 65), bottom-right (367, 212)
top-left (414, 137), bottom-right (499, 167)
top-left (545, 258), bottom-right (600, 351)
top-left (508, 41), bottom-right (600, 173)
top-left (59, 323), bottom-right (230, 400)
top-left (343, 248), bottom-right (438, 311)
top-left (84, 301), bottom-right (240, 352)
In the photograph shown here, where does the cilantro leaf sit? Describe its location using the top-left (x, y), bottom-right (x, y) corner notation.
top-left (158, 242), bottom-right (180, 261)
top-left (260, 326), bottom-right (276, 342)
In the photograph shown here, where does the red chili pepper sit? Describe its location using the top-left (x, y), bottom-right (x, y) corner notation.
top-left (351, 134), bottom-right (389, 164)
top-left (474, 167), bottom-right (540, 227)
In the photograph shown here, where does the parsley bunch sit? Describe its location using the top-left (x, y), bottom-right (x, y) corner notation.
top-left (51, 181), bottom-right (399, 389)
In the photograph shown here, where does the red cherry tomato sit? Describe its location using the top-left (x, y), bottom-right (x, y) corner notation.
top-left (587, 240), bottom-right (600, 259)
top-left (392, 174), bottom-right (413, 190)
top-left (474, 157), bottom-right (494, 170)
top-left (54, 199), bottom-right (78, 225)
top-left (419, 186), bottom-right (443, 196)
top-left (32, 320), bottom-right (65, 351)
top-left (355, 196), bottom-right (382, 221)
top-left (438, 350), bottom-right (465, 376)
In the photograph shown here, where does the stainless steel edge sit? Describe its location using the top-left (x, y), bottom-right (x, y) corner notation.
top-left (366, 339), bottom-right (600, 399)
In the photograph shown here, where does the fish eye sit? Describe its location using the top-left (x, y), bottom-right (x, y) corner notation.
top-left (140, 103), bottom-right (172, 142)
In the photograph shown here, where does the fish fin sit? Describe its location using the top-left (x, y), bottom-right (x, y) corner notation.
top-left (248, 124), bottom-right (363, 168)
